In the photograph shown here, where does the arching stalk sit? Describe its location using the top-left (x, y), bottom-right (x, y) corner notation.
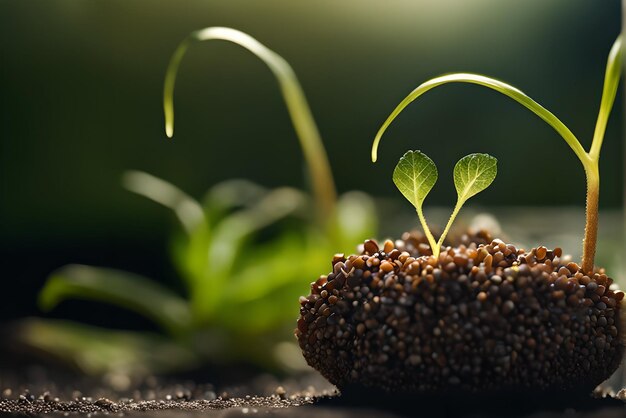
top-left (164, 27), bottom-right (337, 223)
top-left (372, 35), bottom-right (622, 274)
top-left (371, 73), bottom-right (589, 165)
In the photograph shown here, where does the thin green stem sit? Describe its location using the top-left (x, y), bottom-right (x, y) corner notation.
top-left (164, 27), bottom-right (337, 223)
top-left (436, 200), bottom-right (463, 252)
top-left (372, 73), bottom-right (589, 167)
top-left (416, 206), bottom-right (438, 258)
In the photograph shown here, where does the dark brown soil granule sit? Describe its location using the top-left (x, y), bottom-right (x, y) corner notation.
top-left (296, 230), bottom-right (625, 396)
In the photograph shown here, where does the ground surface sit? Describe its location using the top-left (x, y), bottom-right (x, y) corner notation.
top-left (1, 367), bottom-right (625, 418)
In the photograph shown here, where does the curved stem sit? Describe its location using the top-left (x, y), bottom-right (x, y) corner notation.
top-left (164, 27), bottom-right (336, 223)
top-left (371, 73), bottom-right (589, 167)
top-left (370, 70), bottom-right (622, 273)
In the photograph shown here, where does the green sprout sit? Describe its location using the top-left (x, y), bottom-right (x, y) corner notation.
top-left (374, 35), bottom-right (622, 273)
top-left (164, 26), bottom-right (336, 224)
top-left (23, 27), bottom-right (376, 377)
top-left (393, 150), bottom-right (497, 258)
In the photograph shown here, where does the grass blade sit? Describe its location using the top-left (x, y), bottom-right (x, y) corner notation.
top-left (203, 179), bottom-right (269, 222)
top-left (163, 26), bottom-right (336, 221)
top-left (372, 73), bottom-right (589, 168)
top-left (192, 187), bottom-right (308, 322)
top-left (16, 319), bottom-right (199, 377)
top-left (39, 265), bottom-right (193, 336)
top-left (589, 35), bottom-right (622, 161)
top-left (123, 170), bottom-right (206, 235)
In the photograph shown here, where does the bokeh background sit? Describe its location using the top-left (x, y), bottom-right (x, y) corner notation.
top-left (0, 0), bottom-right (623, 337)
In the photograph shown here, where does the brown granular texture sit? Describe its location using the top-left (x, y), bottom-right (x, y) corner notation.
top-left (0, 395), bottom-right (315, 415)
top-left (295, 230), bottom-right (625, 395)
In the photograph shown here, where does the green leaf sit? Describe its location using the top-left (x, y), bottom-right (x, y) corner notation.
top-left (393, 150), bottom-right (438, 253)
top-left (435, 153), bottom-right (498, 255)
top-left (589, 35), bottom-right (622, 161)
top-left (223, 232), bottom-right (322, 305)
top-left (163, 26), bottom-right (336, 221)
top-left (204, 179), bottom-right (269, 219)
top-left (191, 187), bottom-right (307, 322)
top-left (122, 170), bottom-right (206, 235)
top-left (453, 153), bottom-right (498, 204)
top-left (16, 319), bottom-right (199, 377)
top-left (328, 191), bottom-right (378, 254)
top-left (392, 150), bottom-right (438, 209)
top-left (39, 265), bottom-right (193, 336)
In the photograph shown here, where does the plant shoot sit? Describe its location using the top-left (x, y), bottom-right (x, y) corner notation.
top-left (374, 35), bottom-right (622, 273)
top-left (393, 151), bottom-right (497, 258)
top-left (163, 27), bottom-right (336, 222)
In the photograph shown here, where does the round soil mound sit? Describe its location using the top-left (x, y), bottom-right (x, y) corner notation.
top-left (296, 230), bottom-right (624, 396)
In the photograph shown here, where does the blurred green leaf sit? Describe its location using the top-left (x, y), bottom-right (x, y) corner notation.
top-left (223, 233), bottom-right (319, 303)
top-left (164, 27), bottom-right (336, 221)
top-left (40, 265), bottom-right (192, 336)
top-left (170, 226), bottom-right (211, 292)
top-left (192, 187), bottom-right (308, 322)
top-left (123, 170), bottom-right (206, 235)
top-left (203, 179), bottom-right (269, 221)
top-left (17, 319), bottom-right (199, 377)
top-left (330, 191), bottom-right (377, 254)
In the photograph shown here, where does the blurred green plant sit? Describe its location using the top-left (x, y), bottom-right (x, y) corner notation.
top-left (20, 27), bottom-right (376, 378)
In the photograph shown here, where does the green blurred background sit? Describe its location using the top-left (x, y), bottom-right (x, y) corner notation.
top-left (0, 0), bottom-right (623, 325)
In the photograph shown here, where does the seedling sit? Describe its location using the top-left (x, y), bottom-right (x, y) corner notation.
top-left (373, 35), bottom-right (623, 274)
top-left (164, 27), bottom-right (336, 224)
top-left (297, 34), bottom-right (624, 398)
top-left (21, 27), bottom-right (376, 377)
top-left (393, 150), bottom-right (497, 258)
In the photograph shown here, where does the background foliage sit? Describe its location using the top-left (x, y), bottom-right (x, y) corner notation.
top-left (0, 0), bottom-right (622, 355)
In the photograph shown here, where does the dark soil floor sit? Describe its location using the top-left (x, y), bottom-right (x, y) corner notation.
top-left (1, 365), bottom-right (625, 418)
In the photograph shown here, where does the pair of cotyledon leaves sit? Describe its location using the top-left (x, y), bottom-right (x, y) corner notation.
top-left (394, 151), bottom-right (497, 210)
top-left (393, 151), bottom-right (497, 257)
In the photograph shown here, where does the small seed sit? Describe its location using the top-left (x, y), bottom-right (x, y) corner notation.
top-left (380, 261), bottom-right (394, 273)
top-left (363, 239), bottom-right (379, 255)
